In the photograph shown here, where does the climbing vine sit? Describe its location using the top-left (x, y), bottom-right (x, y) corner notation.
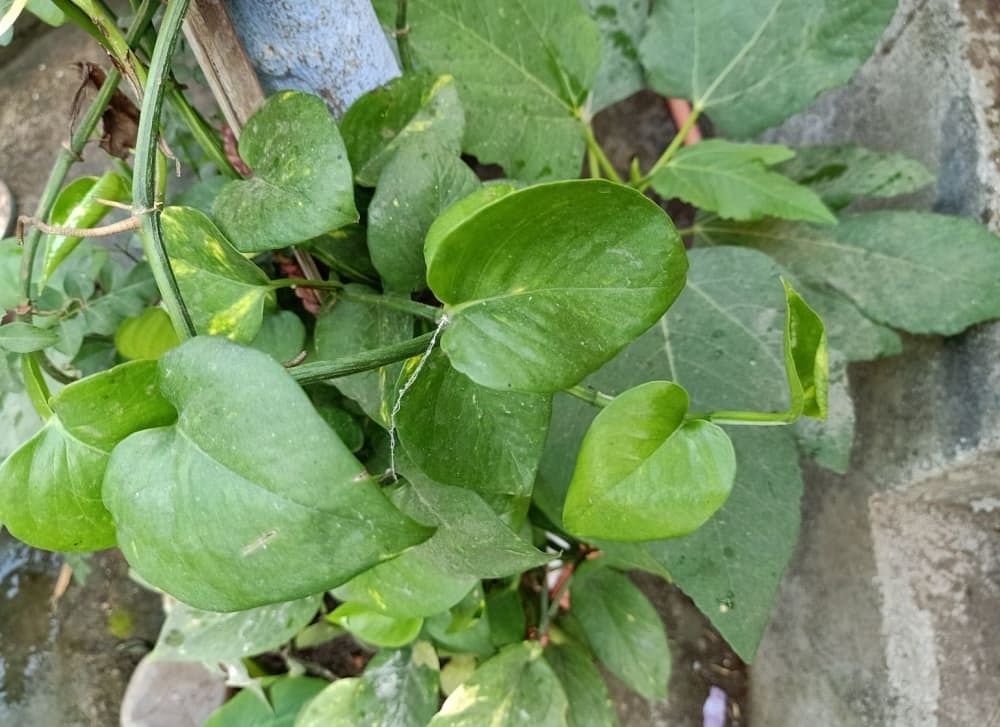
top-left (2, 0), bottom-right (1000, 723)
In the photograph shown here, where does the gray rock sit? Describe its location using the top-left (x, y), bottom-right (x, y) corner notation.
top-left (0, 179), bottom-right (12, 238)
top-left (751, 1), bottom-right (1000, 724)
top-left (120, 658), bottom-right (227, 727)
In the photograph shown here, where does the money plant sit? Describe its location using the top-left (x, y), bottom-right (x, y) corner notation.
top-left (2, 0), bottom-right (1000, 724)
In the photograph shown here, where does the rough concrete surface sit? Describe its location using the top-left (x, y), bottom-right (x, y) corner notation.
top-left (0, 24), bottom-right (112, 218)
top-left (751, 0), bottom-right (1000, 724)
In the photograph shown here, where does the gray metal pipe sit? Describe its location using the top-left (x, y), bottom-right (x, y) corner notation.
top-left (222, 0), bottom-right (401, 117)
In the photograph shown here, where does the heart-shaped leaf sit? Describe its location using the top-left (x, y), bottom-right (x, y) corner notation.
top-left (396, 350), bottom-right (551, 496)
top-left (328, 602), bottom-right (423, 648)
top-left (102, 336), bottom-right (431, 611)
top-left (161, 206), bottom-right (273, 343)
top-left (0, 359), bottom-right (175, 551)
top-left (340, 72), bottom-right (465, 187)
top-left (152, 595), bottom-right (321, 663)
top-left (429, 641), bottom-right (568, 726)
top-left (334, 464), bottom-right (548, 617)
top-left (544, 637), bottom-right (619, 727)
top-left (0, 322), bottom-right (59, 353)
top-left (297, 644), bottom-right (440, 727)
top-left (212, 91), bottom-right (358, 251)
top-left (313, 284), bottom-right (413, 427)
top-left (563, 381), bottom-right (735, 541)
top-left (115, 307), bottom-right (180, 360)
top-left (427, 180), bottom-right (687, 392)
top-left (569, 563), bottom-right (671, 701)
top-left (367, 139), bottom-right (480, 292)
top-left (42, 172), bottom-right (130, 282)
top-left (204, 677), bottom-right (327, 727)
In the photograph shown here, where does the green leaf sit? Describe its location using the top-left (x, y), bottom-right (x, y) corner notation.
top-left (793, 349), bottom-right (854, 473)
top-left (583, 0), bottom-right (647, 113)
top-left (640, 0), bottom-right (897, 137)
top-left (42, 172), bottom-right (130, 282)
top-left (303, 227), bottom-right (379, 284)
top-left (103, 336), bottom-right (431, 611)
top-left (161, 206), bottom-right (274, 343)
top-left (152, 595), bottom-right (321, 662)
top-left (334, 464), bottom-right (548, 617)
top-left (251, 310), bottom-right (306, 363)
top-left (485, 587), bottom-right (525, 648)
top-left (212, 91), bottom-right (358, 251)
top-left (313, 284), bottom-right (412, 427)
top-left (396, 350), bottom-right (551, 496)
top-left (643, 427), bottom-right (803, 662)
top-left (782, 279), bottom-right (828, 419)
top-left (376, 0), bottom-right (601, 181)
top-left (0, 360), bottom-right (175, 551)
top-left (563, 381), bottom-right (735, 541)
top-left (650, 141), bottom-right (835, 224)
top-left (424, 184), bottom-right (518, 268)
top-left (0, 238), bottom-right (22, 310)
top-left (204, 676), bottom-right (327, 727)
top-left (545, 637), bottom-right (619, 727)
top-left (777, 144), bottom-right (934, 210)
top-left (114, 307), bottom-right (181, 360)
top-left (340, 72), bottom-right (465, 187)
top-left (0, 322), bottom-right (59, 353)
top-left (424, 609), bottom-right (495, 659)
top-left (329, 602), bottom-right (423, 648)
top-left (296, 643), bottom-right (440, 727)
top-left (428, 180), bottom-right (687, 392)
top-left (697, 211), bottom-right (1000, 336)
top-left (536, 247), bottom-right (809, 660)
top-left (792, 282), bottom-right (901, 362)
top-left (367, 140), bottom-right (480, 292)
top-left (429, 641), bottom-right (568, 726)
top-left (26, 0), bottom-right (63, 26)
top-left (308, 388), bottom-right (365, 453)
top-left (75, 259), bottom-right (159, 338)
top-left (568, 563), bottom-right (670, 700)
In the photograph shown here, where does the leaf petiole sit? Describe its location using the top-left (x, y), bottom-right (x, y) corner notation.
top-left (583, 124), bottom-right (623, 183)
top-left (565, 384), bottom-right (615, 408)
top-left (636, 103), bottom-right (703, 191)
top-left (289, 331), bottom-right (439, 386)
top-left (689, 409), bottom-right (794, 426)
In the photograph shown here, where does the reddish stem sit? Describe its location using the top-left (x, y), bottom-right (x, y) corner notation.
top-left (666, 98), bottom-right (703, 145)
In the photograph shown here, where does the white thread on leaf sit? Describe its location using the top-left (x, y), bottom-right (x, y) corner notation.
top-left (388, 314), bottom-right (449, 480)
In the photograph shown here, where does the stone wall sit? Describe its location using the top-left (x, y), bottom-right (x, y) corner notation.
top-left (752, 1), bottom-right (1000, 724)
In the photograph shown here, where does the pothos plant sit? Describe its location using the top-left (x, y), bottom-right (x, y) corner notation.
top-left (2, 0), bottom-right (1000, 724)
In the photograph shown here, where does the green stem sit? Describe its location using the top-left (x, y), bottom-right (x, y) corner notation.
top-left (17, 0), bottom-right (157, 320)
top-left (675, 226), bottom-right (699, 237)
top-left (49, 0), bottom-right (108, 46)
top-left (132, 0), bottom-right (196, 339)
top-left (395, 0), bottom-right (415, 72)
top-left (270, 279), bottom-right (445, 322)
top-left (71, 0), bottom-right (147, 88)
top-left (565, 384), bottom-right (615, 408)
top-left (167, 86), bottom-right (239, 178)
top-left (586, 146), bottom-right (600, 179)
top-left (636, 103), bottom-right (702, 192)
top-left (584, 124), bottom-right (622, 183)
top-left (691, 409), bottom-right (794, 426)
top-left (340, 289), bottom-right (444, 322)
top-left (269, 277), bottom-right (342, 291)
top-left (289, 332), bottom-right (437, 386)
